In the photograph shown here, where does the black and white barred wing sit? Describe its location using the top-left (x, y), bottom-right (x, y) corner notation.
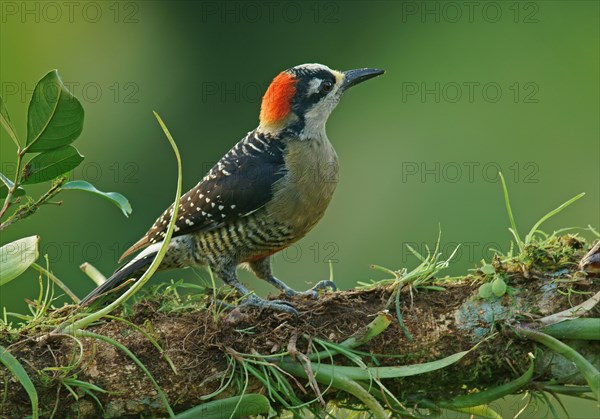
top-left (119, 130), bottom-right (286, 261)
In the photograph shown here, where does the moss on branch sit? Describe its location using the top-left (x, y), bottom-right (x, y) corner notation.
top-left (1, 236), bottom-right (598, 418)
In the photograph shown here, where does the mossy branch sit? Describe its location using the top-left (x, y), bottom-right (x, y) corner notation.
top-left (1, 259), bottom-right (598, 418)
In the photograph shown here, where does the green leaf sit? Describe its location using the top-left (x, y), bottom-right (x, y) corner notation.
top-left (0, 96), bottom-right (20, 147)
top-left (293, 349), bottom-right (472, 381)
top-left (542, 318), bottom-right (600, 341)
top-left (62, 379), bottom-right (108, 394)
top-left (175, 394), bottom-right (271, 419)
top-left (0, 345), bottom-right (38, 418)
top-left (25, 70), bottom-right (84, 153)
top-left (478, 283), bottom-right (493, 299)
top-left (345, 349), bottom-right (471, 379)
top-left (21, 145), bottom-right (84, 185)
top-left (491, 277), bottom-right (507, 297)
top-left (62, 180), bottom-right (132, 217)
top-left (0, 236), bottom-right (39, 286)
top-left (517, 327), bottom-right (600, 401)
top-left (0, 172), bottom-right (25, 199)
top-left (524, 193), bottom-right (586, 244)
top-left (481, 264), bottom-right (495, 275)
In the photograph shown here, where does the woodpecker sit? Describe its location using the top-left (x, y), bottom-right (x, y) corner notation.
top-left (80, 63), bottom-right (384, 314)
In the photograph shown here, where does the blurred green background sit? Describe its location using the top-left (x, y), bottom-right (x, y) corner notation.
top-left (1, 1), bottom-right (598, 417)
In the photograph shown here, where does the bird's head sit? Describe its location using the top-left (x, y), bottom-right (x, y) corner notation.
top-left (259, 63), bottom-right (384, 138)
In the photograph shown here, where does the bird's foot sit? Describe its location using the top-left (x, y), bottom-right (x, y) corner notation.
top-left (284, 280), bottom-right (337, 299)
top-left (238, 294), bottom-right (299, 316)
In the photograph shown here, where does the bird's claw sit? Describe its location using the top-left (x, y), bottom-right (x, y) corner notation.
top-left (312, 280), bottom-right (337, 292)
top-left (286, 280), bottom-right (337, 298)
top-left (239, 295), bottom-right (299, 316)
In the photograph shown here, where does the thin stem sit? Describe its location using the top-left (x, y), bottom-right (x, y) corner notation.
top-left (79, 262), bottom-right (107, 286)
top-left (0, 177), bottom-right (66, 231)
top-left (0, 149), bottom-right (24, 220)
top-left (29, 263), bottom-right (80, 303)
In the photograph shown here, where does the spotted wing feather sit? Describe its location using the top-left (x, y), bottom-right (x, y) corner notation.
top-left (120, 130), bottom-right (287, 261)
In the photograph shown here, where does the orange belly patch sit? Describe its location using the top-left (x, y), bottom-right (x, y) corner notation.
top-left (245, 245), bottom-right (290, 263)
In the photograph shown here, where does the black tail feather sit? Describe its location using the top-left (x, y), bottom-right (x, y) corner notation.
top-left (79, 253), bottom-right (157, 306)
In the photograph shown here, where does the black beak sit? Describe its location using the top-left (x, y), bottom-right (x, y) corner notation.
top-left (342, 68), bottom-right (385, 91)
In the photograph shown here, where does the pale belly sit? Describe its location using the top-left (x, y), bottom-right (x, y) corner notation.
top-left (192, 137), bottom-right (339, 266)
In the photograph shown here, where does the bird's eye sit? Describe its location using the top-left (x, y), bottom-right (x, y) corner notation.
top-left (321, 81), bottom-right (334, 93)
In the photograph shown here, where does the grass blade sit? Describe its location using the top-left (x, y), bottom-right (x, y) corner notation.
top-left (301, 349), bottom-right (472, 380)
top-left (29, 262), bottom-right (79, 303)
top-left (524, 193), bottom-right (585, 244)
top-left (0, 344), bottom-right (38, 419)
top-left (499, 172), bottom-right (523, 249)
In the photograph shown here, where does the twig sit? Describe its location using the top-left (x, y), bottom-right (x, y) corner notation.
top-left (0, 177), bottom-right (66, 231)
top-left (0, 150), bottom-right (24, 220)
